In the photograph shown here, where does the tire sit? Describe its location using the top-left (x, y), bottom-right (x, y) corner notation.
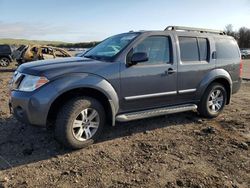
top-left (55, 97), bottom-right (105, 149)
top-left (198, 83), bottom-right (227, 118)
top-left (0, 57), bottom-right (10, 67)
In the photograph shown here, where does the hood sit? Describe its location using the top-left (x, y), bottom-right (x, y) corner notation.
top-left (17, 57), bottom-right (113, 79)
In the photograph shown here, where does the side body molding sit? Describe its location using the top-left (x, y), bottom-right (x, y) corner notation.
top-left (49, 73), bottom-right (119, 125)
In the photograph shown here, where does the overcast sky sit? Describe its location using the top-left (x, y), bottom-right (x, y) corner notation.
top-left (0, 0), bottom-right (250, 42)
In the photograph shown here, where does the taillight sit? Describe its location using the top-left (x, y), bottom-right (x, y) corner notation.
top-left (240, 60), bottom-right (243, 78)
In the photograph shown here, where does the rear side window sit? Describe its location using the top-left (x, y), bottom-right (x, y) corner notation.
top-left (179, 37), bottom-right (199, 61)
top-left (216, 39), bottom-right (239, 59)
top-left (179, 37), bottom-right (209, 62)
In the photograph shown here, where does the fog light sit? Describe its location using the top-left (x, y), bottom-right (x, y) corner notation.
top-left (16, 106), bottom-right (24, 117)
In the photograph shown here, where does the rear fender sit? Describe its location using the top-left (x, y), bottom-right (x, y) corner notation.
top-left (196, 69), bottom-right (232, 102)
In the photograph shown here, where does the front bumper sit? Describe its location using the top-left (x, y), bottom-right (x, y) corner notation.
top-left (9, 91), bottom-right (47, 126)
top-left (9, 83), bottom-right (58, 127)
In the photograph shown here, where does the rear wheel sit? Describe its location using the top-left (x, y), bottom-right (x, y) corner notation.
top-left (198, 83), bottom-right (227, 118)
top-left (55, 97), bottom-right (105, 149)
top-left (0, 57), bottom-right (10, 67)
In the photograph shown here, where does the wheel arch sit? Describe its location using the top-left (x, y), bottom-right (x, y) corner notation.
top-left (207, 78), bottom-right (231, 104)
top-left (47, 86), bottom-right (117, 127)
top-left (197, 69), bottom-right (232, 105)
top-left (0, 55), bottom-right (11, 61)
top-left (46, 73), bottom-right (119, 127)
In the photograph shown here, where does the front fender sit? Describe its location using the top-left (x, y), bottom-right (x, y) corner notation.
top-left (49, 73), bottom-right (119, 124)
top-left (196, 69), bottom-right (232, 99)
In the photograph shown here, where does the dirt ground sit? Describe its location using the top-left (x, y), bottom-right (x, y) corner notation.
top-left (0, 64), bottom-right (250, 188)
top-left (242, 60), bottom-right (250, 79)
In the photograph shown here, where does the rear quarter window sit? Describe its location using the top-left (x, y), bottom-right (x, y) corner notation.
top-left (216, 39), bottom-right (239, 59)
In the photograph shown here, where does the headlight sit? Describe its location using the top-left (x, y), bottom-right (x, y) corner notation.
top-left (18, 74), bottom-right (49, 92)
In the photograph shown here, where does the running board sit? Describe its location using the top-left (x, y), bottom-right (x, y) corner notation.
top-left (116, 104), bottom-right (197, 122)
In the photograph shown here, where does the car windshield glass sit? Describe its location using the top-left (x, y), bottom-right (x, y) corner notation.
top-left (84, 33), bottom-right (138, 61)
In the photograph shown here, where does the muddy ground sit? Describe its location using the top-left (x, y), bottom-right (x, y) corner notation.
top-left (0, 68), bottom-right (249, 187)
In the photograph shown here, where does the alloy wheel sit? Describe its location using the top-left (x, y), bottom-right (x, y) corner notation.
top-left (0, 58), bottom-right (10, 67)
top-left (207, 89), bottom-right (224, 113)
top-left (72, 108), bottom-right (100, 141)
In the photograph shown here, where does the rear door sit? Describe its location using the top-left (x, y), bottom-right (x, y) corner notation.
top-left (176, 34), bottom-right (216, 103)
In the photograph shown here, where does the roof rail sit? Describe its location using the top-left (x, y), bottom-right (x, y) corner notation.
top-left (165, 26), bottom-right (226, 35)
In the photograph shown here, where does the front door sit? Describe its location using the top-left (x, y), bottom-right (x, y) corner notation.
top-left (120, 35), bottom-right (178, 112)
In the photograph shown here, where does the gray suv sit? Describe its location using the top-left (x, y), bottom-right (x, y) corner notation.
top-left (9, 26), bottom-right (242, 149)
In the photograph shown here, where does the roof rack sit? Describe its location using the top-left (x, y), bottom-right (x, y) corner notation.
top-left (165, 26), bottom-right (226, 35)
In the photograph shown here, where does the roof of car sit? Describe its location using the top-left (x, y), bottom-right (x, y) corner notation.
top-left (133, 32), bottom-right (233, 41)
top-left (128, 26), bottom-right (232, 39)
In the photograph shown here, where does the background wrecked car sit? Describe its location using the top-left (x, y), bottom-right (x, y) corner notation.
top-left (12, 45), bottom-right (72, 65)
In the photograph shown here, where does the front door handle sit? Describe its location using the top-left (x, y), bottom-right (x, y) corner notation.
top-left (165, 68), bottom-right (176, 75)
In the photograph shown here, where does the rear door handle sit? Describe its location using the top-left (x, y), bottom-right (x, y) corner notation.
top-left (165, 68), bottom-right (176, 75)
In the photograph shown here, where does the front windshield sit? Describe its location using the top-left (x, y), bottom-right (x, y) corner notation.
top-left (84, 33), bottom-right (138, 61)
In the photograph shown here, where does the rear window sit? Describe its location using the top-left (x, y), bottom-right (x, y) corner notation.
top-left (216, 39), bottom-right (239, 59)
top-left (179, 37), bottom-right (209, 62)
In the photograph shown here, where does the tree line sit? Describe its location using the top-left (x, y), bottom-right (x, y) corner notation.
top-left (49, 41), bottom-right (100, 49)
top-left (225, 24), bottom-right (250, 48)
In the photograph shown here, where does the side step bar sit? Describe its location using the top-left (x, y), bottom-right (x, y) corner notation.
top-left (116, 104), bottom-right (197, 122)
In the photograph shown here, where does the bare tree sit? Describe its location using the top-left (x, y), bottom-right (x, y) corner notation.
top-left (225, 24), bottom-right (233, 34)
top-left (224, 24), bottom-right (238, 39)
top-left (224, 25), bottom-right (250, 48)
top-left (238, 27), bottom-right (250, 48)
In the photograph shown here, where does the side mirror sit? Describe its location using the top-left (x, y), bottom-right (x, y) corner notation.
top-left (129, 52), bottom-right (148, 66)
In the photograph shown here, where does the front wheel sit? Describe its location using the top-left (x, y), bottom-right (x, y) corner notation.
top-left (198, 83), bottom-right (227, 118)
top-left (0, 57), bottom-right (10, 67)
top-left (55, 97), bottom-right (105, 149)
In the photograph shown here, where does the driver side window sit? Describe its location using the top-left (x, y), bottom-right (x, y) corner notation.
top-left (134, 36), bottom-right (171, 64)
